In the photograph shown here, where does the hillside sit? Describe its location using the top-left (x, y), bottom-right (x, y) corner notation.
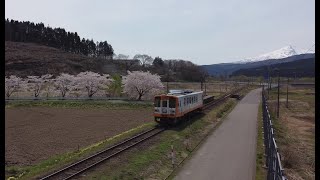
top-left (5, 41), bottom-right (127, 77)
top-left (231, 58), bottom-right (315, 77)
top-left (5, 41), bottom-right (205, 82)
top-left (202, 53), bottom-right (315, 76)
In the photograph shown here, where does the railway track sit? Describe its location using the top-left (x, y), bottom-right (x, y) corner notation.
top-left (38, 87), bottom-right (245, 180)
top-left (203, 86), bottom-right (245, 110)
top-left (39, 127), bottom-right (165, 180)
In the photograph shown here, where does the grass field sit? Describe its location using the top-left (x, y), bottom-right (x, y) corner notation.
top-left (6, 100), bottom-right (153, 109)
top-left (165, 81), bottom-right (243, 97)
top-left (267, 85), bottom-right (315, 179)
top-left (255, 103), bottom-right (266, 180)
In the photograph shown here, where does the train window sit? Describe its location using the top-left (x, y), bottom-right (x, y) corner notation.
top-left (155, 97), bottom-right (161, 107)
top-left (162, 100), bottom-right (167, 107)
top-left (169, 98), bottom-right (175, 108)
top-left (184, 98), bottom-right (186, 106)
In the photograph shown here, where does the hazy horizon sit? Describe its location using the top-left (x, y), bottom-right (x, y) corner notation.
top-left (5, 0), bottom-right (315, 65)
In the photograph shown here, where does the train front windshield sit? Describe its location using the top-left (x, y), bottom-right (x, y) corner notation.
top-left (155, 97), bottom-right (161, 107)
top-left (169, 98), bottom-right (176, 108)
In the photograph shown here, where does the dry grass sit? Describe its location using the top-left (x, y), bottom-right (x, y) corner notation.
top-left (5, 41), bottom-right (122, 77)
top-left (165, 82), bottom-right (240, 97)
top-left (267, 85), bottom-right (314, 179)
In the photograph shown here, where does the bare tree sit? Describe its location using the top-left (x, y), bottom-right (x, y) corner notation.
top-left (133, 54), bottom-right (153, 67)
top-left (115, 54), bottom-right (130, 59)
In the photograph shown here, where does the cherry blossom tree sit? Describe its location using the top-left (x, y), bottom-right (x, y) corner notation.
top-left (41, 74), bottom-right (54, 99)
top-left (26, 76), bottom-right (41, 98)
top-left (54, 73), bottom-right (76, 98)
top-left (123, 71), bottom-right (164, 100)
top-left (75, 71), bottom-right (112, 98)
top-left (26, 74), bottom-right (52, 98)
top-left (5, 75), bottom-right (22, 98)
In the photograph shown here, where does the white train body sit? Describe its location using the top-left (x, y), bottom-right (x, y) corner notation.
top-left (154, 90), bottom-right (204, 124)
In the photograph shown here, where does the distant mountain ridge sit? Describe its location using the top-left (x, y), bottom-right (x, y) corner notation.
top-left (231, 57), bottom-right (315, 77)
top-left (236, 45), bottom-right (298, 63)
top-left (202, 53), bottom-right (315, 76)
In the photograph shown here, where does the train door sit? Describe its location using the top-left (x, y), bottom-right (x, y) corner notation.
top-left (161, 98), bottom-right (169, 114)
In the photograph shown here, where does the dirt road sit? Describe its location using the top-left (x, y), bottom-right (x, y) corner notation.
top-left (175, 88), bottom-right (261, 180)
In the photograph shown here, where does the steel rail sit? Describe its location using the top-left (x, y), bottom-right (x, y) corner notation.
top-left (203, 87), bottom-right (245, 110)
top-left (39, 127), bottom-right (165, 180)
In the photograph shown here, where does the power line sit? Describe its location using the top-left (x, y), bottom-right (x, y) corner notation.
top-left (303, 43), bottom-right (315, 54)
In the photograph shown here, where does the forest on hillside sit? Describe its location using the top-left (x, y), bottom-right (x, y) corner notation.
top-left (5, 19), bottom-right (114, 58)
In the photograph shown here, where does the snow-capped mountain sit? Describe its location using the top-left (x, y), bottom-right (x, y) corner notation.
top-left (237, 45), bottom-right (298, 63)
top-left (202, 45), bottom-right (315, 76)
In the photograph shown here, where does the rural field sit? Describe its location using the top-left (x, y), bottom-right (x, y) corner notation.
top-left (165, 81), bottom-right (243, 97)
top-left (5, 107), bottom-right (153, 166)
top-left (267, 85), bottom-right (315, 179)
top-left (5, 101), bottom-right (154, 178)
top-left (5, 83), bottom-right (248, 179)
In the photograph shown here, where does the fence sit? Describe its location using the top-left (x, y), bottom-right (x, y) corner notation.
top-left (262, 88), bottom-right (287, 180)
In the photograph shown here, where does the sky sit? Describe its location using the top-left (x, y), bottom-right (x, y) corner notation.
top-left (5, 0), bottom-right (315, 65)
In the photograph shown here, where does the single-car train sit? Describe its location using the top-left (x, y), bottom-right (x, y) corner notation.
top-left (154, 90), bottom-right (210, 125)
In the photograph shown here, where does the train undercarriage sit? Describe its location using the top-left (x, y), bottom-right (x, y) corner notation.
top-left (154, 108), bottom-right (202, 125)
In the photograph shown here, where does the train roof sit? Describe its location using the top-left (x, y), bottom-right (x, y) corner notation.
top-left (155, 90), bottom-right (203, 97)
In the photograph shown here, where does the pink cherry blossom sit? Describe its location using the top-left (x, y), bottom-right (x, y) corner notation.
top-left (123, 71), bottom-right (164, 100)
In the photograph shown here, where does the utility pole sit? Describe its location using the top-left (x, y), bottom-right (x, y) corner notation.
top-left (277, 70), bottom-right (280, 118)
top-left (286, 77), bottom-right (289, 108)
top-left (201, 81), bottom-right (203, 91)
top-left (204, 83), bottom-right (207, 96)
top-left (269, 77), bottom-right (272, 89)
top-left (166, 70), bottom-right (171, 94)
